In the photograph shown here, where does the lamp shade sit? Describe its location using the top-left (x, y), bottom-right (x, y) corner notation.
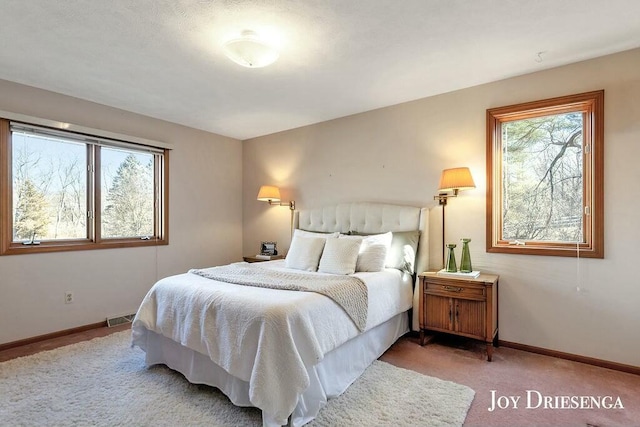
top-left (257, 185), bottom-right (281, 202)
top-left (438, 167), bottom-right (476, 192)
top-left (223, 30), bottom-right (279, 68)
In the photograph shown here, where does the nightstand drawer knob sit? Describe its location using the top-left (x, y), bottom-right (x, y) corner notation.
top-left (443, 285), bottom-right (464, 292)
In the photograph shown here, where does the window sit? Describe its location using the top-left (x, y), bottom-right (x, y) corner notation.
top-left (486, 91), bottom-right (603, 258)
top-left (1, 118), bottom-right (169, 255)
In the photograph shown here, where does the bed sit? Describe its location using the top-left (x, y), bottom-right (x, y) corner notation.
top-left (131, 202), bottom-right (429, 426)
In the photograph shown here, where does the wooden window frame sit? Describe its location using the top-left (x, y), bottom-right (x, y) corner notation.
top-left (486, 90), bottom-right (604, 258)
top-left (0, 118), bottom-right (169, 255)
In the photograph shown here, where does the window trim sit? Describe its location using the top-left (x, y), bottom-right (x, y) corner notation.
top-left (0, 117), bottom-right (169, 255)
top-left (486, 90), bottom-right (604, 258)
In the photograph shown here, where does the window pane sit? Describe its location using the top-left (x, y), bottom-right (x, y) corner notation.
top-left (501, 113), bottom-right (583, 243)
top-left (11, 132), bottom-right (87, 242)
top-left (101, 147), bottom-right (154, 238)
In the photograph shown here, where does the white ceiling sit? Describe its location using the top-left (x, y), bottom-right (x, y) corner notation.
top-left (1, 1), bottom-right (639, 141)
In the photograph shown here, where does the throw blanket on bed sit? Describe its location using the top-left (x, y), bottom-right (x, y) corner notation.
top-left (189, 263), bottom-right (368, 331)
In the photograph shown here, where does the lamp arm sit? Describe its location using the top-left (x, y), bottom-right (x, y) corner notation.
top-left (268, 200), bottom-right (295, 210)
top-left (434, 192), bottom-right (458, 206)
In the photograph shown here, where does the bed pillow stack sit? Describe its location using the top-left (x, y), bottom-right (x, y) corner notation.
top-left (346, 230), bottom-right (420, 273)
top-left (286, 229), bottom-right (400, 274)
top-left (285, 230), bottom-right (339, 272)
top-left (340, 232), bottom-right (393, 272)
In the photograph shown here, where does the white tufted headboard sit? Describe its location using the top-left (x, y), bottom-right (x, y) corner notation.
top-left (293, 202), bottom-right (429, 278)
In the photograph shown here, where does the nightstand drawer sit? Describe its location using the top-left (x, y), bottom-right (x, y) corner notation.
top-left (424, 281), bottom-right (485, 299)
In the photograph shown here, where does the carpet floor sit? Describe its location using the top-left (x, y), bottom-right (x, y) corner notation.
top-left (0, 331), bottom-right (475, 426)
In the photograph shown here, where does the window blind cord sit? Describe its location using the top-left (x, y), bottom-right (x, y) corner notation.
top-left (575, 236), bottom-right (581, 293)
top-left (155, 237), bottom-right (159, 283)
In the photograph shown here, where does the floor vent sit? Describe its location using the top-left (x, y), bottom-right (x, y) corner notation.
top-left (107, 313), bottom-right (136, 327)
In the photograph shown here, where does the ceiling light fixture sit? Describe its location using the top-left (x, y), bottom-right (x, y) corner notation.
top-left (223, 30), bottom-right (279, 68)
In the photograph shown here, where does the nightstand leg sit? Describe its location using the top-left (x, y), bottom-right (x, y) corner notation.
top-left (486, 343), bottom-right (494, 362)
top-left (419, 330), bottom-right (437, 346)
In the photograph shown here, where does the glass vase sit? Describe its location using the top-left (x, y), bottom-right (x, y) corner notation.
top-left (445, 244), bottom-right (457, 272)
top-left (460, 238), bottom-right (472, 273)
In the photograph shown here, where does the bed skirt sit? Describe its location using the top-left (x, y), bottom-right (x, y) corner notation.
top-left (134, 311), bottom-right (409, 427)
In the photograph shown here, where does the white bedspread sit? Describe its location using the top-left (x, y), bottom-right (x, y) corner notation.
top-left (189, 263), bottom-right (368, 331)
top-left (131, 260), bottom-right (412, 425)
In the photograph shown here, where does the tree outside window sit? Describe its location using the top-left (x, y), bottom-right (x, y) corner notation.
top-left (486, 91), bottom-right (604, 258)
top-left (11, 133), bottom-right (87, 243)
top-left (102, 150), bottom-right (155, 239)
top-left (0, 119), bottom-right (168, 255)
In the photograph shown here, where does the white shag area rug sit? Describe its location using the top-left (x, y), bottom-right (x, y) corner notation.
top-left (0, 331), bottom-right (475, 426)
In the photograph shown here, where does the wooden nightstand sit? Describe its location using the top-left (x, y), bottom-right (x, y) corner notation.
top-left (243, 255), bottom-right (284, 263)
top-left (418, 271), bottom-right (499, 361)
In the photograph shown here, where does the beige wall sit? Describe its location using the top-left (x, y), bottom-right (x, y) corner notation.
top-left (0, 80), bottom-right (243, 344)
top-left (243, 48), bottom-right (640, 367)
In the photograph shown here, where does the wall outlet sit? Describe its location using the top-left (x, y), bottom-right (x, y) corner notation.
top-left (64, 291), bottom-right (74, 304)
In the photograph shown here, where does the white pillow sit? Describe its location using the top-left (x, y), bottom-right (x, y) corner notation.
top-left (385, 230), bottom-right (421, 273)
top-left (318, 237), bottom-right (362, 275)
top-left (294, 229), bottom-right (340, 239)
top-left (286, 236), bottom-right (326, 272)
top-left (341, 232), bottom-right (393, 272)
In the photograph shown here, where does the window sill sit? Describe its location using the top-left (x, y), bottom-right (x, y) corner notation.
top-left (1, 239), bottom-right (168, 256)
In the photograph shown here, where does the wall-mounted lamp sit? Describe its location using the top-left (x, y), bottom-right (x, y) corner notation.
top-left (433, 167), bottom-right (476, 266)
top-left (257, 185), bottom-right (296, 239)
top-left (257, 185), bottom-right (295, 210)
